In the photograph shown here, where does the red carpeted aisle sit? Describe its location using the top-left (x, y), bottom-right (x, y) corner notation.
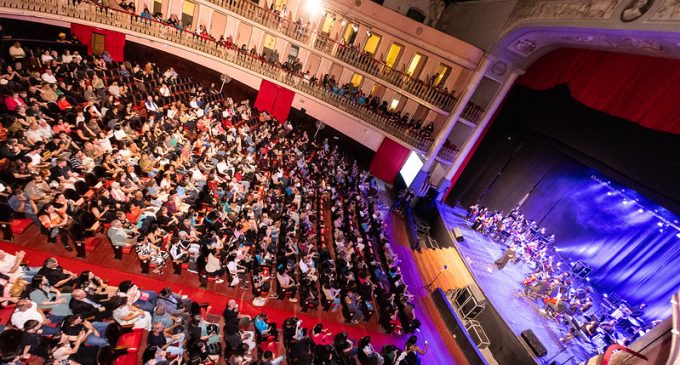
top-left (0, 241), bottom-right (403, 348)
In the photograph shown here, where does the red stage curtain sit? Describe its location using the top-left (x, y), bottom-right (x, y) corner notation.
top-left (518, 48), bottom-right (680, 135)
top-left (272, 87), bottom-right (295, 122)
top-left (369, 138), bottom-right (411, 183)
top-left (254, 80), bottom-right (295, 122)
top-left (254, 80), bottom-right (277, 114)
top-left (70, 24), bottom-right (126, 62)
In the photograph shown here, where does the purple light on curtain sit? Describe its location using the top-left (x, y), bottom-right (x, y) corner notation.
top-left (522, 171), bottom-right (680, 320)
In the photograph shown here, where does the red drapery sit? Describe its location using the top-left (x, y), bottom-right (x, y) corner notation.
top-left (254, 80), bottom-right (295, 122)
top-left (518, 48), bottom-right (680, 135)
top-left (369, 138), bottom-right (411, 183)
top-left (70, 24), bottom-right (126, 62)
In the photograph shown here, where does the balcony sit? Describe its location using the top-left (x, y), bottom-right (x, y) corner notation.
top-left (203, 0), bottom-right (458, 112)
top-left (314, 35), bottom-right (458, 111)
top-left (0, 0), bottom-right (440, 150)
top-left (209, 0), bottom-right (312, 44)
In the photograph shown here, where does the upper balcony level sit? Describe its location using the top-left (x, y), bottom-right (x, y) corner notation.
top-left (162, 0), bottom-right (482, 113)
top-left (0, 0), bottom-right (481, 161)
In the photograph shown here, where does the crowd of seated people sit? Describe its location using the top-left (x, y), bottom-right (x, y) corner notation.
top-left (53, 0), bottom-right (441, 145)
top-left (0, 251), bottom-right (431, 364)
top-left (0, 42), bottom-right (428, 363)
top-left (467, 204), bottom-right (659, 351)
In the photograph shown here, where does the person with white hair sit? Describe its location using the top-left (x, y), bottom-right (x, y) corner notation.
top-left (108, 219), bottom-right (136, 259)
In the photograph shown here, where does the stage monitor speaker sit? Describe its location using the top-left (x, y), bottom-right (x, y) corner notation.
top-left (521, 329), bottom-right (547, 357)
top-left (453, 227), bottom-right (464, 242)
top-left (465, 320), bottom-right (490, 349)
top-left (453, 286), bottom-right (487, 320)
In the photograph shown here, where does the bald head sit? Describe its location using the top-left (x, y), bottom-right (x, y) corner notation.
top-left (72, 289), bottom-right (86, 300)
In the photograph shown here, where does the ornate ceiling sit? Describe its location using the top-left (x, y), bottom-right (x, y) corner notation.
top-left (491, 0), bottom-right (680, 69)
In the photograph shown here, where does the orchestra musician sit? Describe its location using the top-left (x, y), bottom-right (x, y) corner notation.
top-left (467, 202), bottom-right (652, 351)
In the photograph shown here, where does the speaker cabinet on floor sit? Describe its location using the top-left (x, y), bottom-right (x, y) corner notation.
top-left (521, 329), bottom-right (547, 357)
top-left (453, 227), bottom-right (464, 242)
top-left (453, 286), bottom-right (487, 320)
top-left (465, 320), bottom-right (490, 349)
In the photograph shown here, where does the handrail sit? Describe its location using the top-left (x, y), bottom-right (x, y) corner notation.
top-left (0, 0), bottom-right (437, 150)
top-left (312, 34), bottom-right (459, 111)
top-left (196, 0), bottom-right (462, 112)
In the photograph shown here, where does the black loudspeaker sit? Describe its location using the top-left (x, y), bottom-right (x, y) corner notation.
top-left (465, 320), bottom-right (490, 349)
top-left (521, 329), bottom-right (547, 357)
top-left (453, 227), bottom-right (464, 242)
top-left (425, 186), bottom-right (439, 202)
top-left (453, 286), bottom-right (487, 320)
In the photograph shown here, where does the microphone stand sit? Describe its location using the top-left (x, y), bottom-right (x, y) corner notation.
top-left (426, 266), bottom-right (447, 290)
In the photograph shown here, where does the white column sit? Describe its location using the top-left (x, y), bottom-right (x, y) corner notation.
top-left (421, 55), bottom-right (491, 172)
top-left (441, 67), bottom-right (523, 187)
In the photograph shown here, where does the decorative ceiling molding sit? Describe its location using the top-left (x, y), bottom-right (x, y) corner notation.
top-left (492, 0), bottom-right (680, 69)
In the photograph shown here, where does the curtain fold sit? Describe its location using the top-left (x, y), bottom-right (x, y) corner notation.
top-left (518, 48), bottom-right (680, 135)
top-left (254, 80), bottom-right (277, 115)
top-left (271, 86), bottom-right (295, 122)
top-left (369, 138), bottom-right (410, 183)
top-left (254, 80), bottom-right (295, 122)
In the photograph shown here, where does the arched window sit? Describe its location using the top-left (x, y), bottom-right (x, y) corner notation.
top-left (406, 7), bottom-right (426, 23)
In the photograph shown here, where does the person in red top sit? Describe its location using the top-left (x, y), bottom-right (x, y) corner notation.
top-left (4, 92), bottom-right (27, 111)
top-left (56, 95), bottom-right (72, 111)
top-left (38, 203), bottom-right (73, 251)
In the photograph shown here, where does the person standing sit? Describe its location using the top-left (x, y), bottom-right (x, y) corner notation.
top-left (494, 244), bottom-right (516, 270)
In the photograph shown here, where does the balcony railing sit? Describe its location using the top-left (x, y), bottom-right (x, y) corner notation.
top-left (200, 0), bottom-right (458, 112)
top-left (0, 0), bottom-right (437, 151)
top-left (438, 145), bottom-right (459, 163)
top-left (208, 0), bottom-right (312, 44)
top-left (313, 35), bottom-right (458, 112)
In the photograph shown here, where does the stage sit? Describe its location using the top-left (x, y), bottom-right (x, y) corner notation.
top-left (437, 203), bottom-right (597, 365)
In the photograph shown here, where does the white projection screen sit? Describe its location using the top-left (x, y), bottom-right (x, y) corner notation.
top-left (400, 151), bottom-right (423, 187)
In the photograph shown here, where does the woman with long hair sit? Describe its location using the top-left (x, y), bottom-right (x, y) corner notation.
top-left (26, 274), bottom-right (72, 319)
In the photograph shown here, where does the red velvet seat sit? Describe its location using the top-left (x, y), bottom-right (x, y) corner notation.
top-left (114, 328), bottom-right (143, 365)
top-left (85, 237), bottom-right (103, 252)
top-left (10, 218), bottom-right (32, 234)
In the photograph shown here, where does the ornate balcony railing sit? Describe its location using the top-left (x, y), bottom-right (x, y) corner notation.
top-left (0, 0), bottom-right (435, 151)
top-left (201, 0), bottom-right (458, 112)
top-left (313, 35), bottom-right (458, 112)
top-left (207, 0), bottom-right (312, 44)
top-left (438, 145), bottom-right (459, 163)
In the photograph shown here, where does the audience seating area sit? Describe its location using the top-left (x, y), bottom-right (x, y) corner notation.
top-left (0, 40), bottom-right (429, 365)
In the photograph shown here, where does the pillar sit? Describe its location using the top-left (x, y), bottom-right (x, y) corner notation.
top-left (437, 67), bottom-right (524, 198)
top-left (409, 55), bottom-right (491, 192)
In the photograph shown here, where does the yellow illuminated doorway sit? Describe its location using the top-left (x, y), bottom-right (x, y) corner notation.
top-left (343, 24), bottom-right (358, 45)
top-left (384, 43), bottom-right (403, 69)
top-left (406, 53), bottom-right (427, 79)
top-left (263, 33), bottom-right (276, 58)
top-left (274, 0), bottom-right (286, 11)
top-left (389, 96), bottom-right (400, 111)
top-left (320, 13), bottom-right (335, 34)
top-left (433, 64), bottom-right (452, 87)
top-left (363, 33), bottom-right (381, 55)
top-left (181, 0), bottom-right (195, 27)
top-left (350, 73), bottom-right (363, 88)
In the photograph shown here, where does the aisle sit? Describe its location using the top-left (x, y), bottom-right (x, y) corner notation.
top-left (378, 196), bottom-right (470, 365)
